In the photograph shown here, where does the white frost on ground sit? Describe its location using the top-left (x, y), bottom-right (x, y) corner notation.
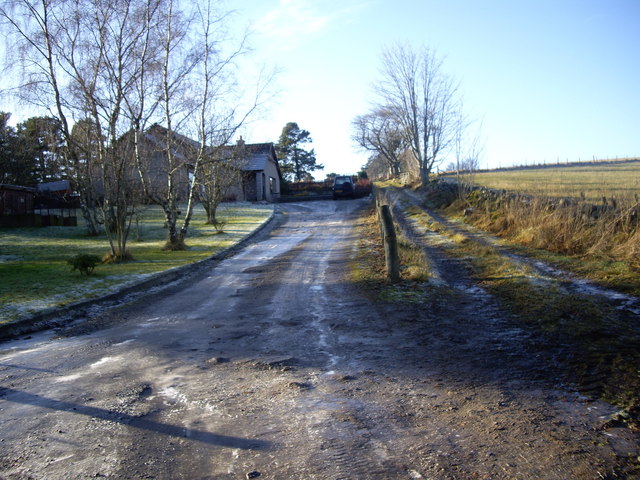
top-left (55, 373), bottom-right (84, 382)
top-left (1, 273), bottom-right (154, 323)
top-left (159, 385), bottom-right (189, 405)
top-left (452, 283), bottom-right (488, 296)
top-left (1, 204), bottom-right (274, 324)
top-left (2, 294), bottom-right (70, 320)
top-left (90, 356), bottom-right (120, 369)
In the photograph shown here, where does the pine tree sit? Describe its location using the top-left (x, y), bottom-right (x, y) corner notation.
top-left (276, 122), bottom-right (323, 181)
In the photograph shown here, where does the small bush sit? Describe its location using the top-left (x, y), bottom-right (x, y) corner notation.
top-left (67, 254), bottom-right (102, 275)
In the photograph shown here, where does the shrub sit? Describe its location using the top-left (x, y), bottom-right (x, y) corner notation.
top-left (67, 254), bottom-right (102, 275)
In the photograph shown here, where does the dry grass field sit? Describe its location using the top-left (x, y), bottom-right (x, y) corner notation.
top-left (462, 159), bottom-right (640, 204)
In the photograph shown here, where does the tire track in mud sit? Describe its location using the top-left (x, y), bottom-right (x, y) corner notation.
top-left (2, 199), bottom-right (639, 479)
top-left (275, 202), bottom-right (547, 478)
top-left (293, 214), bottom-right (392, 479)
top-left (259, 203), bottom-right (418, 479)
top-left (292, 393), bottom-right (382, 479)
top-left (376, 189), bottom-right (552, 381)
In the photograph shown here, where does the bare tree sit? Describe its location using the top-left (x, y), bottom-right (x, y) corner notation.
top-left (363, 153), bottom-right (390, 181)
top-left (1, 0), bottom-right (162, 258)
top-left (69, 118), bottom-right (104, 236)
top-left (352, 108), bottom-right (404, 178)
top-left (374, 44), bottom-right (461, 184)
top-left (60, 0), bottom-right (163, 261)
top-left (198, 143), bottom-right (246, 229)
top-left (452, 114), bottom-right (484, 199)
top-left (3, 0), bottom-right (272, 253)
top-left (452, 114), bottom-right (484, 174)
top-left (179, 0), bottom-right (255, 245)
top-left (1, 0), bottom-right (99, 235)
top-left (130, 0), bottom-right (271, 250)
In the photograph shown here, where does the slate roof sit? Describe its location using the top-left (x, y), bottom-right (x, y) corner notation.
top-left (242, 143), bottom-right (277, 171)
top-left (37, 180), bottom-right (72, 193)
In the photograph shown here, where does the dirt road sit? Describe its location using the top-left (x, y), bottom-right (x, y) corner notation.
top-left (0, 199), bottom-right (638, 479)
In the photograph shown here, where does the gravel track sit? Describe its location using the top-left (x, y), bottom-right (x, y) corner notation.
top-left (0, 198), bottom-right (638, 479)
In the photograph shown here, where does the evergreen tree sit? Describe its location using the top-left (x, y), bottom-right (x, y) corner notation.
top-left (0, 112), bottom-right (18, 184)
top-left (276, 122), bottom-right (323, 181)
top-left (0, 114), bottom-right (66, 186)
top-left (16, 116), bottom-right (65, 184)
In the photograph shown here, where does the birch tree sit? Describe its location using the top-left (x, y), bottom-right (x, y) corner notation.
top-left (1, 0), bottom-right (97, 234)
top-left (131, 0), bottom-right (269, 250)
top-left (0, 0), bottom-right (160, 257)
top-left (3, 0), bottom-right (273, 254)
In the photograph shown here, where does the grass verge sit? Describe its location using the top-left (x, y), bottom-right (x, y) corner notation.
top-left (0, 203), bottom-right (273, 324)
top-left (407, 203), bottom-right (640, 424)
top-left (443, 192), bottom-right (640, 296)
top-left (351, 204), bottom-right (441, 304)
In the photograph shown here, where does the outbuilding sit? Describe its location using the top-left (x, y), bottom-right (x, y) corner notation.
top-left (0, 184), bottom-right (36, 227)
top-left (239, 142), bottom-right (281, 202)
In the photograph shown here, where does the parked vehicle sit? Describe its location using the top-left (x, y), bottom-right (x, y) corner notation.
top-left (332, 176), bottom-right (355, 200)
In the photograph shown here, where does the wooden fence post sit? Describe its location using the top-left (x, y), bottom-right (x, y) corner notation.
top-left (378, 204), bottom-right (400, 282)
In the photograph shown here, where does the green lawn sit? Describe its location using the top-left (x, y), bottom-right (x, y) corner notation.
top-left (0, 203), bottom-right (273, 324)
top-left (456, 160), bottom-right (640, 203)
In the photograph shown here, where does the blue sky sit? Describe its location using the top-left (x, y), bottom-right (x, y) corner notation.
top-left (2, 1), bottom-right (638, 177)
top-left (235, 0), bottom-right (640, 176)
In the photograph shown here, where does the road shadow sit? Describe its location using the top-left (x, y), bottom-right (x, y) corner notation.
top-left (0, 386), bottom-right (269, 450)
top-left (0, 363), bottom-right (55, 373)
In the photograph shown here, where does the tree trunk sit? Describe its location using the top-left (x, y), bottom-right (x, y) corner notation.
top-left (420, 162), bottom-right (430, 185)
top-left (161, 200), bottom-right (185, 250)
top-left (79, 202), bottom-right (100, 236)
top-left (164, 216), bottom-right (182, 250)
top-left (206, 205), bottom-right (218, 225)
top-left (204, 194), bottom-right (224, 231)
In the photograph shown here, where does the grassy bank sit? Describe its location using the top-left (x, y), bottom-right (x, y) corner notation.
top-left (444, 188), bottom-right (640, 293)
top-left (393, 195), bottom-right (640, 420)
top-left (0, 203), bottom-right (273, 324)
top-left (436, 162), bottom-right (640, 288)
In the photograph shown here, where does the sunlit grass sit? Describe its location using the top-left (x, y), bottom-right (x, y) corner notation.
top-left (0, 203), bottom-right (273, 323)
top-left (351, 205), bottom-right (443, 303)
top-left (457, 160), bottom-right (640, 203)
